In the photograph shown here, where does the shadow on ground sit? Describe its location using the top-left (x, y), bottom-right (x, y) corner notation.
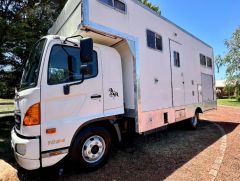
top-left (0, 115), bottom-right (238, 181)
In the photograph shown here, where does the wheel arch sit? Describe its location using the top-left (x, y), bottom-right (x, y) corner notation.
top-left (70, 117), bottom-right (121, 149)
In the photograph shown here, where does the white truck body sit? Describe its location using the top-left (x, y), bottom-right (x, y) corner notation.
top-left (12, 0), bottom-right (216, 170)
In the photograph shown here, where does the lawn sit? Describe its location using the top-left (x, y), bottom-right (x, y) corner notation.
top-left (0, 99), bottom-right (14, 103)
top-left (217, 98), bottom-right (240, 107)
top-left (0, 99), bottom-right (14, 113)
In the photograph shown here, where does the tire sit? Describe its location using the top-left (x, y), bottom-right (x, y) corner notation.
top-left (70, 126), bottom-right (112, 170)
top-left (188, 112), bottom-right (199, 129)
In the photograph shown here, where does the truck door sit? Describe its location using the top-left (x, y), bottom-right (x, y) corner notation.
top-left (40, 42), bottom-right (103, 153)
top-left (170, 40), bottom-right (185, 107)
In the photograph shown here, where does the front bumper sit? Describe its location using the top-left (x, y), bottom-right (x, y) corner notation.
top-left (11, 128), bottom-right (40, 170)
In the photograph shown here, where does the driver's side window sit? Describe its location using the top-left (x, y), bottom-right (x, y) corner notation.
top-left (48, 45), bottom-right (98, 85)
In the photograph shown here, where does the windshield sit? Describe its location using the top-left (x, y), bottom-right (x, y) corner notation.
top-left (20, 39), bottom-right (46, 90)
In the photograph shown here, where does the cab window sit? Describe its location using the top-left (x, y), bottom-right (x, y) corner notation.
top-left (48, 45), bottom-right (98, 85)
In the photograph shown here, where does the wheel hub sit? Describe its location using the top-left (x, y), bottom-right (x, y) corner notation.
top-left (91, 145), bottom-right (99, 154)
top-left (82, 135), bottom-right (106, 163)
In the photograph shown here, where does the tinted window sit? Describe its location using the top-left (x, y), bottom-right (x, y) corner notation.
top-left (99, 0), bottom-right (126, 13)
top-left (207, 57), bottom-right (212, 68)
top-left (20, 39), bottom-right (46, 90)
top-left (99, 0), bottom-right (113, 6)
top-left (147, 30), bottom-right (155, 49)
top-left (200, 54), bottom-right (206, 66)
top-left (114, 0), bottom-right (126, 12)
top-left (147, 30), bottom-right (163, 51)
top-left (156, 34), bottom-right (162, 51)
top-left (174, 51), bottom-right (180, 67)
top-left (48, 45), bottom-right (98, 85)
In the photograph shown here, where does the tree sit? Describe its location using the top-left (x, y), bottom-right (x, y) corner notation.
top-left (0, 0), bottom-right (66, 98)
top-left (224, 84), bottom-right (235, 98)
top-left (138, 0), bottom-right (161, 14)
top-left (216, 27), bottom-right (240, 101)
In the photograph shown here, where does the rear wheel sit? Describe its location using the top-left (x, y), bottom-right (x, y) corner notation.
top-left (70, 126), bottom-right (112, 170)
top-left (188, 112), bottom-right (199, 129)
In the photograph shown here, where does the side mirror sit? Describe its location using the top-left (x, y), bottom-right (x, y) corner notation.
top-left (80, 64), bottom-right (93, 76)
top-left (80, 38), bottom-right (93, 63)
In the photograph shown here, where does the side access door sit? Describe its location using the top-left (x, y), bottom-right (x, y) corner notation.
top-left (40, 41), bottom-right (103, 154)
top-left (170, 40), bottom-right (185, 107)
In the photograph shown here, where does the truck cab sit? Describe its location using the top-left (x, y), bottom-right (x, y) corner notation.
top-left (12, 35), bottom-right (124, 170)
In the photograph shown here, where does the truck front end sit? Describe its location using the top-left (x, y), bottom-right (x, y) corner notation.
top-left (11, 38), bottom-right (46, 170)
top-left (12, 33), bottom-right (124, 170)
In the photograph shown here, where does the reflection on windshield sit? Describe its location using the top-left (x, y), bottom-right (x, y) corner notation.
top-left (20, 39), bottom-right (46, 90)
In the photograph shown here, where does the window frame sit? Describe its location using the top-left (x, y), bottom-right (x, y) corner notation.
top-left (98, 0), bottom-right (127, 14)
top-left (146, 29), bottom-right (163, 52)
top-left (47, 44), bottom-right (98, 85)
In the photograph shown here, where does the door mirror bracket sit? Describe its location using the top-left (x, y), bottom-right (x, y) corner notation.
top-left (63, 73), bottom-right (85, 95)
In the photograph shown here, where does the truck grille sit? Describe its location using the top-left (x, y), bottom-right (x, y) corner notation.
top-left (14, 114), bottom-right (21, 130)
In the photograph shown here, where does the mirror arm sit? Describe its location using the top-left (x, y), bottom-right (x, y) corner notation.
top-left (63, 34), bottom-right (83, 46)
top-left (63, 74), bottom-right (85, 95)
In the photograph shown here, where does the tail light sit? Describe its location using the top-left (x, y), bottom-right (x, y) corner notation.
top-left (23, 103), bottom-right (40, 126)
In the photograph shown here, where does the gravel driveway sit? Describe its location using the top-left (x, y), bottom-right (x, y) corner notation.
top-left (0, 106), bottom-right (239, 181)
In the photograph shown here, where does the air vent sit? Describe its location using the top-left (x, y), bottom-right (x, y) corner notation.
top-left (164, 112), bottom-right (168, 124)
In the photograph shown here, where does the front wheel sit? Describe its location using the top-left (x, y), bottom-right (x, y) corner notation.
top-left (70, 126), bottom-right (112, 170)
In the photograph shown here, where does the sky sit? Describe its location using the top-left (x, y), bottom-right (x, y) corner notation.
top-left (149, 0), bottom-right (240, 80)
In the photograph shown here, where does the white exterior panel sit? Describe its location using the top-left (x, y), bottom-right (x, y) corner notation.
top-left (49, 0), bottom-right (82, 36)
top-left (49, 0), bottom-right (216, 133)
top-left (115, 42), bottom-right (135, 110)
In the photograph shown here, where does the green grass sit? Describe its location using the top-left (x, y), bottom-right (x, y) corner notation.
top-left (217, 98), bottom-right (240, 107)
top-left (0, 99), bottom-right (14, 113)
top-left (0, 99), bottom-right (14, 103)
top-left (0, 105), bottom-right (14, 112)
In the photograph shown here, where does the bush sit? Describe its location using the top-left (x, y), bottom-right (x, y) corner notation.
top-left (0, 82), bottom-right (15, 99)
top-left (237, 96), bottom-right (240, 102)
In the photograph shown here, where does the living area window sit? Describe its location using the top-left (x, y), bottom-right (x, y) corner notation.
top-left (207, 57), bottom-right (212, 68)
top-left (146, 30), bottom-right (163, 51)
top-left (200, 54), bottom-right (206, 66)
top-left (99, 0), bottom-right (126, 13)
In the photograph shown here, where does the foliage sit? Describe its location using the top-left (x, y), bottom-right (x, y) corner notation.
top-left (237, 96), bottom-right (240, 102)
top-left (138, 0), bottom-right (161, 14)
top-left (224, 83), bottom-right (235, 98)
top-left (216, 26), bottom-right (240, 101)
top-left (0, 0), bottom-right (66, 98)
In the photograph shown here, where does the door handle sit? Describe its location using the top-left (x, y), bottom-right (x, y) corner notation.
top-left (91, 94), bottom-right (102, 99)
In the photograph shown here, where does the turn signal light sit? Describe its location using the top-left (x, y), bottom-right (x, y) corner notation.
top-left (23, 103), bottom-right (40, 126)
top-left (46, 128), bottom-right (56, 134)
